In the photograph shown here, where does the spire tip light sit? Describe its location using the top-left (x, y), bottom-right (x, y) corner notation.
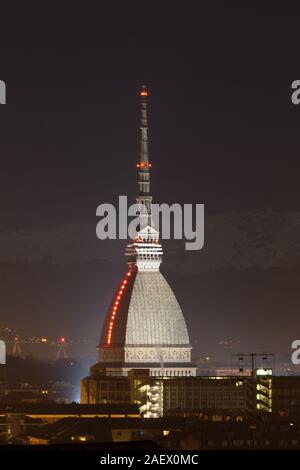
top-left (140, 85), bottom-right (148, 97)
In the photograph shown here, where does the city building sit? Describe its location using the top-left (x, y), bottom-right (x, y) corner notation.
top-left (0, 403), bottom-right (141, 440)
top-left (2, 405), bottom-right (300, 449)
top-left (0, 340), bottom-right (7, 397)
top-left (83, 86), bottom-right (196, 384)
top-left (81, 369), bottom-right (130, 404)
top-left (255, 368), bottom-right (272, 413)
top-left (81, 367), bottom-right (275, 417)
top-left (272, 376), bottom-right (300, 414)
top-left (130, 369), bottom-right (272, 417)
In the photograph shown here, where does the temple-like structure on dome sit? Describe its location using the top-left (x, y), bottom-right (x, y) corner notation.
top-left (96, 86), bottom-right (196, 377)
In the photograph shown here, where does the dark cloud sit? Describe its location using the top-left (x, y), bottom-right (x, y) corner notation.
top-left (176, 211), bottom-right (300, 273)
top-left (1, 211), bottom-right (299, 271)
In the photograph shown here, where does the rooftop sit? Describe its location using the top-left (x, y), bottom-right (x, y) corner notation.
top-left (0, 403), bottom-right (140, 416)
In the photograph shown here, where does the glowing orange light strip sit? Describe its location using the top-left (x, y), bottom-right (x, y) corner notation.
top-left (107, 271), bottom-right (132, 345)
top-left (136, 162), bottom-right (152, 168)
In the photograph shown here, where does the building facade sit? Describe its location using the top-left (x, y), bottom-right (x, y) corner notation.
top-left (81, 367), bottom-right (277, 417)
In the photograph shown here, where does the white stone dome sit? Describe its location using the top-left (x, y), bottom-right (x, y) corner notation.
top-left (125, 271), bottom-right (190, 346)
top-left (99, 269), bottom-right (190, 348)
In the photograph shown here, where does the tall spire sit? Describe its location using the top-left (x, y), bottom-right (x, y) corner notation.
top-left (136, 85), bottom-right (153, 229)
top-left (126, 85), bottom-right (163, 271)
top-left (137, 85), bottom-right (151, 197)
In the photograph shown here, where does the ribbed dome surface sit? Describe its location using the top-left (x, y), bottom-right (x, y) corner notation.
top-left (125, 271), bottom-right (190, 345)
top-left (100, 270), bottom-right (190, 347)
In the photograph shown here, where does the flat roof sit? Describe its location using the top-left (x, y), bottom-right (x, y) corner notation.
top-left (0, 403), bottom-right (140, 415)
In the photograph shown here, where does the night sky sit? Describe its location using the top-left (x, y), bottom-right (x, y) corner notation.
top-left (0, 3), bottom-right (300, 364)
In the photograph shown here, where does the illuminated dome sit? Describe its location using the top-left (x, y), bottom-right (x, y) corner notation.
top-left (98, 269), bottom-right (194, 375)
top-left (100, 269), bottom-right (190, 348)
top-left (126, 271), bottom-right (190, 345)
top-left (98, 244), bottom-right (195, 376)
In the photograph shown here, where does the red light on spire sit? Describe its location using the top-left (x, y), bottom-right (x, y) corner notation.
top-left (137, 162), bottom-right (151, 169)
top-left (140, 85), bottom-right (148, 97)
top-left (60, 337), bottom-right (65, 344)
